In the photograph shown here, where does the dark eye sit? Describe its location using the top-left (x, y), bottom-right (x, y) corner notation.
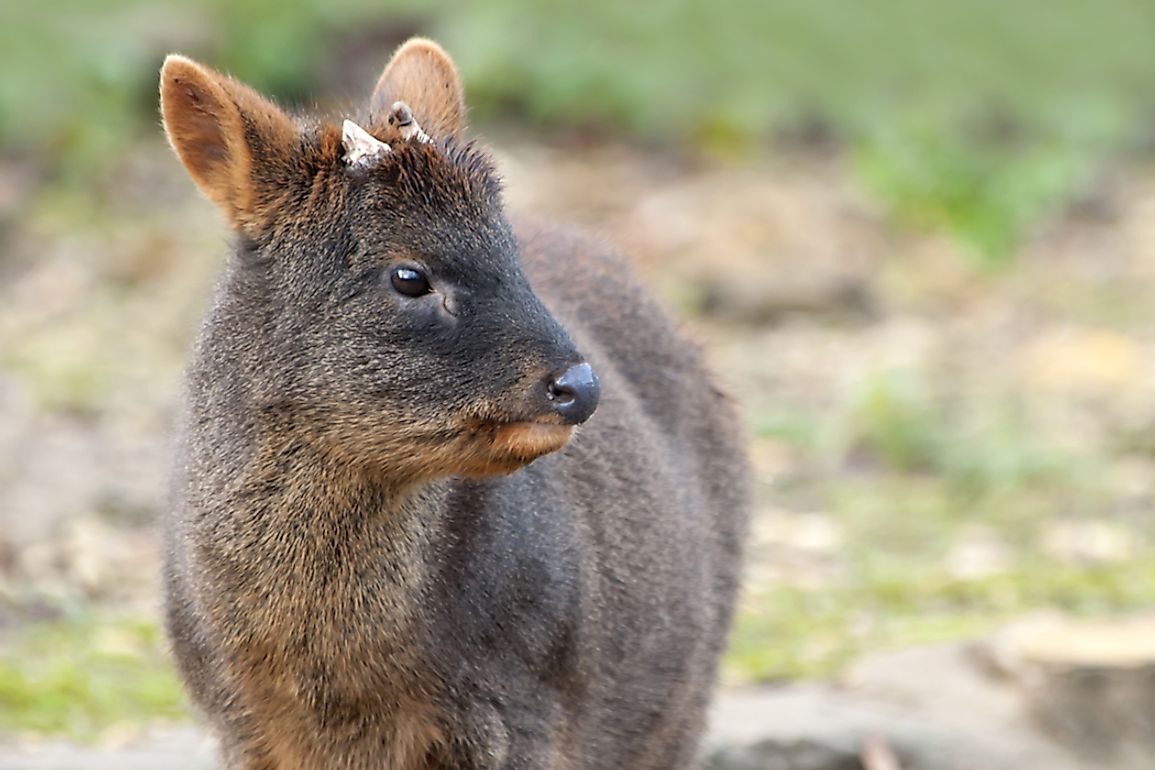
top-left (390, 267), bottom-right (431, 297)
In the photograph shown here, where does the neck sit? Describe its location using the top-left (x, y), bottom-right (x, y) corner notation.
top-left (189, 432), bottom-right (444, 630)
top-left (185, 433), bottom-right (451, 733)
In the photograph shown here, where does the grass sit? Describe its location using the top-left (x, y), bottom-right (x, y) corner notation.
top-left (854, 124), bottom-right (1101, 267)
top-left (4, 1), bottom-right (1155, 259)
top-left (837, 370), bottom-right (1087, 499)
top-left (726, 363), bottom-right (1149, 682)
top-left (726, 558), bottom-right (1155, 682)
top-left (0, 615), bottom-right (187, 739)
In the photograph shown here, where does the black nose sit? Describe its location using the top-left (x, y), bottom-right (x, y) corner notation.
top-left (547, 362), bottom-right (601, 425)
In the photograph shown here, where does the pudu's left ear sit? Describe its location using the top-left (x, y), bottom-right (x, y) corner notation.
top-left (370, 38), bottom-right (466, 139)
top-left (160, 55), bottom-right (299, 233)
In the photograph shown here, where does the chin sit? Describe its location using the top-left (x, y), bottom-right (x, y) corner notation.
top-left (451, 420), bottom-right (576, 478)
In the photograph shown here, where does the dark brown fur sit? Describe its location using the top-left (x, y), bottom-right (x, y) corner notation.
top-left (161, 38), bottom-right (748, 770)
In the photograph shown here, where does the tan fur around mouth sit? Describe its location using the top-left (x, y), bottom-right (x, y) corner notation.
top-left (489, 421), bottom-right (574, 460)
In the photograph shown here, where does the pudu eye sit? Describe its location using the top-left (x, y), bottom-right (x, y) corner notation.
top-left (390, 266), bottom-right (432, 297)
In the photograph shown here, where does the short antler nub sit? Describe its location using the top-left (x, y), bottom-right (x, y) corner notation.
top-left (388, 101), bottom-right (432, 144)
top-left (342, 119), bottom-right (391, 168)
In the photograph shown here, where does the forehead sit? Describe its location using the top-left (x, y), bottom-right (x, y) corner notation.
top-left (364, 140), bottom-right (502, 220)
top-left (353, 140), bottom-right (511, 266)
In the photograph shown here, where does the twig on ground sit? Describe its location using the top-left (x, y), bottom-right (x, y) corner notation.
top-left (861, 733), bottom-right (902, 770)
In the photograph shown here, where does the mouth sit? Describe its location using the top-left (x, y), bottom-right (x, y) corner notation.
top-left (443, 413), bottom-right (576, 478)
top-left (487, 419), bottom-right (575, 461)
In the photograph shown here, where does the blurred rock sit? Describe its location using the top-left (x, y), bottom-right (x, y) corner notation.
top-left (706, 627), bottom-right (1155, 770)
top-left (0, 728), bottom-right (215, 770)
top-left (983, 614), bottom-right (1155, 761)
top-left (704, 685), bottom-right (989, 770)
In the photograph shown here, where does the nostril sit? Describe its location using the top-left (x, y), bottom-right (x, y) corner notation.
top-left (546, 362), bottom-right (601, 425)
top-left (547, 379), bottom-right (577, 406)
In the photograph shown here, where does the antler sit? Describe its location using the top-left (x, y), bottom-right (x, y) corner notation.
top-left (388, 101), bottom-right (432, 144)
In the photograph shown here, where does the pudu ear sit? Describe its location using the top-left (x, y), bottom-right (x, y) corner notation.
top-left (370, 38), bottom-right (466, 139)
top-left (160, 55), bottom-right (298, 232)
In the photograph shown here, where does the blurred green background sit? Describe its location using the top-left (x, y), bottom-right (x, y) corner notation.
top-left (3, 0), bottom-right (1155, 745)
top-left (5, 0), bottom-right (1155, 261)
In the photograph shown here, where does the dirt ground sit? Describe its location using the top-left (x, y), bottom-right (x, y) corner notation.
top-left (2, 137), bottom-right (1155, 758)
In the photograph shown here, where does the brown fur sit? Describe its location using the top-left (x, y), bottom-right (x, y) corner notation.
top-left (160, 56), bottom-right (299, 233)
top-left (370, 38), bottom-right (467, 138)
top-left (161, 38), bottom-right (748, 770)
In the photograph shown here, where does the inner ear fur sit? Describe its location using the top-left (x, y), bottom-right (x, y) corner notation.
top-left (370, 38), bottom-right (466, 139)
top-left (160, 55), bottom-right (299, 231)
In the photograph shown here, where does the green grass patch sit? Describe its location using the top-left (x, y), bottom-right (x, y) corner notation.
top-left (759, 367), bottom-right (1098, 508)
top-left (0, 615), bottom-right (188, 739)
top-left (5, 0), bottom-right (1155, 259)
top-left (854, 124), bottom-right (1101, 268)
top-left (725, 558), bottom-right (1155, 683)
top-left (731, 364), bottom-right (1143, 684)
